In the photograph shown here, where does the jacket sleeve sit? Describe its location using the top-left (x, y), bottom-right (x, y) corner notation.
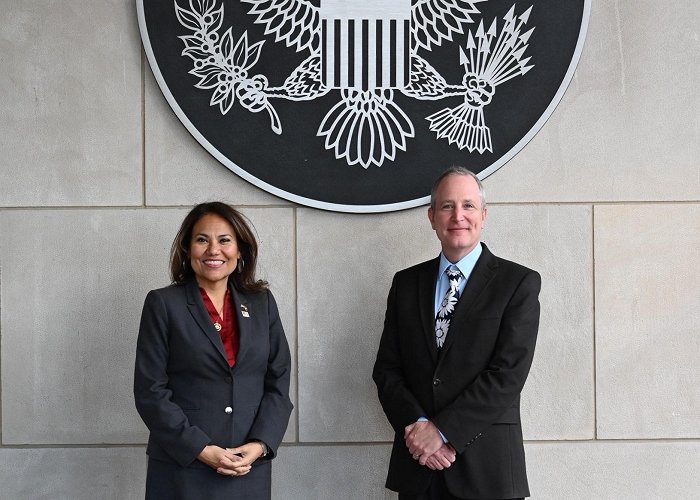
top-left (133, 290), bottom-right (211, 466)
top-left (373, 274), bottom-right (429, 432)
top-left (432, 269), bottom-right (541, 451)
top-left (246, 290), bottom-right (293, 458)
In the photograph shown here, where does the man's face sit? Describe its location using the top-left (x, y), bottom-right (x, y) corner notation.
top-left (428, 174), bottom-right (487, 263)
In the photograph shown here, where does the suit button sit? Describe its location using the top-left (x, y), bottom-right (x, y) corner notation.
top-left (224, 406), bottom-right (233, 414)
top-left (433, 378), bottom-right (441, 386)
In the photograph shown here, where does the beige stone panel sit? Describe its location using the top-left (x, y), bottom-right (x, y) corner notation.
top-left (595, 204), bottom-right (700, 438)
top-left (272, 444), bottom-right (396, 499)
top-left (243, 207), bottom-right (298, 442)
top-left (0, 447), bottom-right (147, 499)
top-left (483, 205), bottom-right (595, 440)
top-left (526, 441), bottom-right (700, 499)
top-left (297, 204), bottom-right (593, 441)
top-left (1, 442), bottom-right (698, 498)
top-left (0, 0), bottom-right (142, 206)
top-left (144, 73), bottom-right (288, 206)
top-left (0, 207), bottom-right (296, 443)
top-left (485, 0), bottom-right (700, 203)
top-left (1, 208), bottom-right (183, 443)
top-left (274, 442), bottom-right (700, 498)
top-left (297, 207), bottom-right (439, 441)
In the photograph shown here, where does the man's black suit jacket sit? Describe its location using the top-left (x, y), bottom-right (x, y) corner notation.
top-left (373, 244), bottom-right (540, 499)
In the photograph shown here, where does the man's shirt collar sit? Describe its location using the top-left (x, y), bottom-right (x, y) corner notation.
top-left (438, 242), bottom-right (483, 279)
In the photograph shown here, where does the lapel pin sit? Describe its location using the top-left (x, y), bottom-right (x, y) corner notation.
top-left (240, 304), bottom-right (250, 318)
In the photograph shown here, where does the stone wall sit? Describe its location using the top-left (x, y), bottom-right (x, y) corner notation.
top-left (1, 1), bottom-right (698, 498)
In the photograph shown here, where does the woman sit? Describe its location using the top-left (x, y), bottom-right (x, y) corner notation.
top-left (134, 202), bottom-right (293, 499)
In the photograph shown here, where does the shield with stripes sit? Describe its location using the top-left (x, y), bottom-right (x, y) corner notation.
top-left (320, 1), bottom-right (411, 90)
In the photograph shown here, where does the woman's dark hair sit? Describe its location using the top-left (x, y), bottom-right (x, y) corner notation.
top-left (170, 202), bottom-right (268, 293)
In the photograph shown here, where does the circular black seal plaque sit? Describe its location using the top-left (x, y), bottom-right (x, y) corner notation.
top-left (138, 0), bottom-right (589, 212)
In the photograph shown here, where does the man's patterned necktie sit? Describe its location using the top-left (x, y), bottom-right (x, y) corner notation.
top-left (435, 266), bottom-right (463, 348)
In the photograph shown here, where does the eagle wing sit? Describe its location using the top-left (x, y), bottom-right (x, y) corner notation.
top-left (241, 0), bottom-right (319, 53)
top-left (412, 0), bottom-right (486, 51)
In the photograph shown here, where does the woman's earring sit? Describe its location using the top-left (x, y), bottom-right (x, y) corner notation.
top-left (237, 258), bottom-right (245, 273)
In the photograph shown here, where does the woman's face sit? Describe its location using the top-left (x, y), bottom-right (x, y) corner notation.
top-left (189, 213), bottom-right (241, 290)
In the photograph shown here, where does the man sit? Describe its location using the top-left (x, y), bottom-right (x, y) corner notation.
top-left (373, 167), bottom-right (540, 499)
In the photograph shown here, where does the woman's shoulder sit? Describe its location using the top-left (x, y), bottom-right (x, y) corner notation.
top-left (234, 285), bottom-right (279, 310)
top-left (234, 284), bottom-right (270, 300)
top-left (145, 282), bottom-right (188, 302)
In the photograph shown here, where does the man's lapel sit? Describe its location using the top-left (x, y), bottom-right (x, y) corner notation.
top-left (441, 244), bottom-right (498, 353)
top-left (418, 258), bottom-right (440, 364)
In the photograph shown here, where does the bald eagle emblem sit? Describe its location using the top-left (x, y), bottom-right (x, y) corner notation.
top-left (138, 0), bottom-right (588, 211)
top-left (173, 0), bottom-right (534, 168)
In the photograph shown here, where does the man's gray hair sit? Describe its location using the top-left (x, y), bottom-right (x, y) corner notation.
top-left (430, 167), bottom-right (486, 210)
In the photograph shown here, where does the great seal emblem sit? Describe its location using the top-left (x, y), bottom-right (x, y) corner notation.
top-left (138, 0), bottom-right (589, 212)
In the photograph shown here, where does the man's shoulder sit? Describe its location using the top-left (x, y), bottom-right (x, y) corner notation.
top-left (487, 252), bottom-right (541, 286)
top-left (480, 244), bottom-right (539, 278)
top-left (394, 257), bottom-right (439, 278)
top-left (495, 255), bottom-right (537, 274)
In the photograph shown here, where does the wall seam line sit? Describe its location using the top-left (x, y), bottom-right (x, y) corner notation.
top-left (293, 206), bottom-right (300, 443)
top-left (592, 203), bottom-right (598, 440)
top-left (141, 48), bottom-right (147, 207)
top-left (1, 437), bottom-right (700, 450)
top-left (0, 257), bottom-right (3, 446)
